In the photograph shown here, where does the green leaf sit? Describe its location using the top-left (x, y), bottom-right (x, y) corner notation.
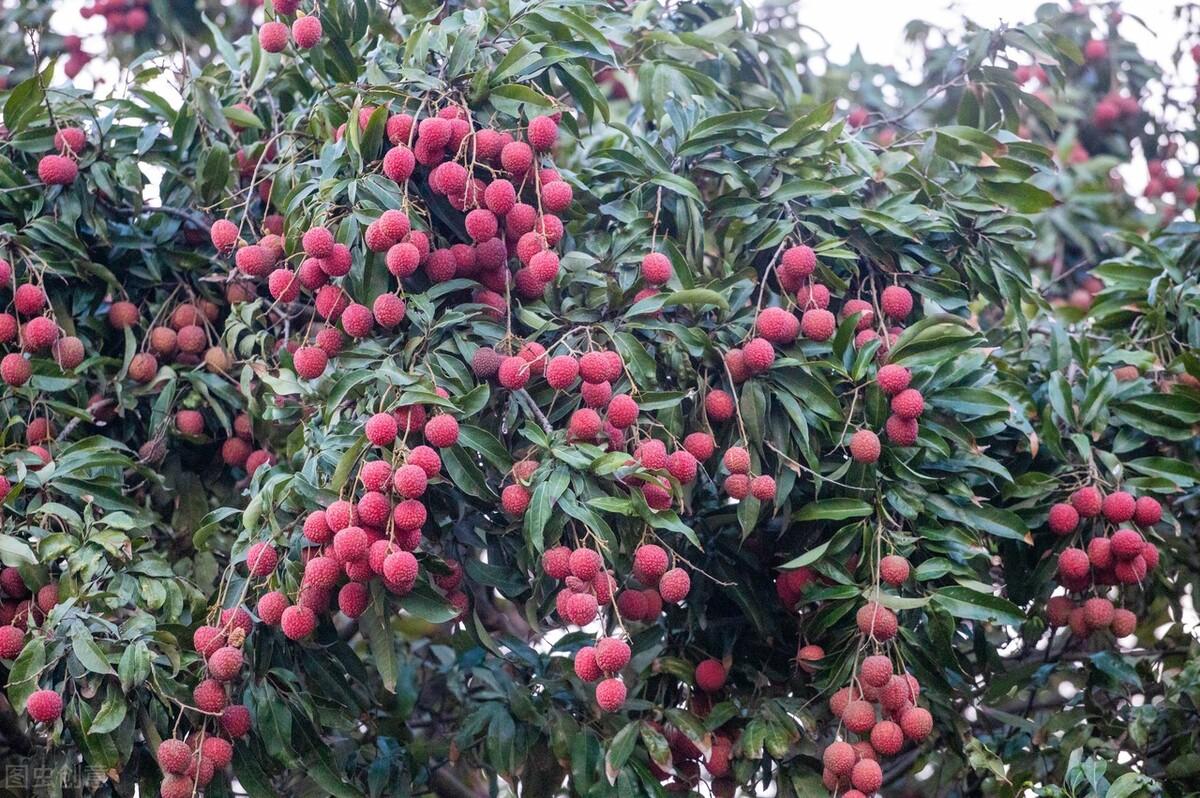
top-left (70, 629), bottom-right (114, 675)
top-left (792, 499), bottom-right (872, 522)
top-left (931, 586), bottom-right (1025, 626)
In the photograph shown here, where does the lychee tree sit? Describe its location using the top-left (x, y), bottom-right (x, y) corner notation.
top-left (1, 1), bottom-right (1198, 798)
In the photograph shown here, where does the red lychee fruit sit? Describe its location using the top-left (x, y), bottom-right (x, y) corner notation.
top-left (373, 294), bottom-right (406, 328)
top-left (568, 408), bottom-right (602, 441)
top-left (1102, 491), bottom-right (1135, 523)
top-left (258, 20), bottom-right (288, 52)
top-left (881, 285), bottom-right (914, 319)
top-left (1083, 38), bottom-right (1107, 61)
top-left (280, 605), bottom-right (317, 640)
top-left (38, 154), bottom-right (78, 185)
top-left (407, 445), bottom-right (442, 477)
top-left (1070, 486), bottom-right (1102, 517)
top-left (641, 252), bottom-right (673, 285)
top-left (291, 14), bottom-right (323, 49)
top-left (192, 679), bottom-right (227, 713)
top-left (542, 546), bottom-right (571, 580)
top-left (501, 483), bottom-right (531, 516)
top-left (1057, 547), bottom-right (1090, 583)
top-left (667, 450), bottom-right (698, 483)
top-left (705, 390), bottom-right (735, 422)
top-left (246, 542), bottom-right (278, 577)
top-left (885, 414), bottom-right (918, 446)
top-left (1111, 608), bottom-right (1137, 637)
top-left (780, 244), bottom-right (816, 282)
top-left (21, 317), bottom-right (59, 352)
top-left (633, 544), bottom-right (669, 586)
top-left (694, 658), bottom-right (727, 692)
top-left (750, 475), bottom-right (776, 502)
top-left (851, 758), bottom-right (883, 793)
top-left (849, 429), bottom-right (881, 463)
top-left (1111, 528), bottom-right (1143, 560)
top-left (192, 626), bottom-right (226, 657)
top-left (574, 646), bottom-right (602, 682)
top-left (870, 720), bottom-right (905, 756)
top-left (876, 364), bottom-right (911, 396)
top-left (595, 677), bottom-right (626, 712)
top-left (157, 738), bottom-right (193, 775)
top-left (823, 741), bottom-right (855, 777)
top-left (424, 414), bottom-right (459, 447)
top-left (843, 699), bottom-right (876, 734)
top-left (220, 705), bottom-right (251, 739)
top-left (294, 346), bottom-right (328, 380)
top-left (891, 388), bottom-right (924, 419)
top-left (757, 307), bottom-right (799, 344)
top-left (564, 591), bottom-right (598, 625)
top-left (800, 308), bottom-right (835, 341)
top-left (256, 591), bottom-right (289, 625)
top-left (899, 706), bottom-right (932, 741)
top-left (742, 337), bottom-right (776, 374)
top-left (796, 282), bottom-right (831, 310)
top-left (569, 548), bottom-right (602, 581)
top-left (658, 567), bottom-right (690, 603)
top-left (1, 353), bottom-right (31, 387)
top-left (1083, 596), bottom-right (1114, 629)
top-left (1046, 595), bottom-right (1074, 628)
top-left (856, 602), bottom-right (898, 641)
top-left (879, 554), bottom-right (910, 587)
top-left (207, 646), bottom-right (243, 682)
top-left (527, 115), bottom-right (558, 151)
top-left (365, 412), bottom-right (398, 447)
top-left (723, 473), bottom-right (748, 498)
top-left (595, 637), bottom-right (632, 673)
top-left (1048, 503), bottom-right (1079, 535)
top-left (500, 141), bottom-right (534, 176)
top-left (1132, 495), bottom-right (1161, 527)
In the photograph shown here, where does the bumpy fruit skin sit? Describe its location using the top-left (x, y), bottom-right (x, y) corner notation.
top-left (157, 739), bottom-right (193, 775)
top-left (568, 408), bottom-right (602, 441)
top-left (633, 544), bottom-right (669, 586)
top-left (750, 475), bottom-right (776, 501)
top-left (569, 548), bottom-right (602, 581)
top-left (704, 390), bottom-right (735, 422)
top-left (259, 20), bottom-right (288, 52)
top-left (424, 414), bottom-right (459, 447)
top-left (280, 605), bottom-right (317, 640)
top-left (501, 483), bottom-right (531, 516)
top-left (0, 625), bottom-right (24, 659)
top-left (823, 741), bottom-right (856, 777)
top-left (1071, 486), bottom-right (1102, 517)
top-left (1058, 547), bottom-right (1090, 582)
top-left (851, 758), bottom-right (883, 793)
top-left (1048, 503), bottom-right (1080, 535)
top-left (1102, 491), bottom-right (1136, 523)
top-left (694, 658), bottom-right (727, 692)
top-left (292, 14), bottom-right (323, 48)
top-left (900, 706), bottom-right (933, 741)
top-left (38, 154), bottom-right (78, 185)
top-left (781, 244), bottom-right (816, 280)
top-left (1133, 495), bottom-right (1162, 527)
top-left (256, 591), bottom-right (289, 625)
top-left (658, 567), bottom-right (690, 603)
top-left (192, 679), bottom-right (227, 713)
top-left (881, 285), bottom-right (914, 319)
top-left (53, 339), bottom-right (84, 372)
top-left (595, 677), bottom-right (627, 712)
top-left (574, 646), bottom-right (602, 682)
top-left (757, 306), bottom-right (799, 344)
top-left (885, 414), bottom-right (918, 446)
top-left (365, 412), bottom-right (398, 447)
top-left (876, 364), bottom-right (912, 395)
top-left (26, 688), bottom-right (63, 723)
top-left (1083, 596), bottom-right (1115, 629)
top-left (595, 638), bottom-right (631, 673)
top-left (849, 429), bottom-right (881, 463)
top-left (1111, 528), bottom-right (1144, 560)
top-left (871, 719), bottom-right (905, 756)
top-left (879, 554), bottom-right (910, 587)
top-left (1, 353), bottom-right (31, 387)
top-left (541, 546), bottom-right (571, 580)
top-left (219, 705), bottom-right (251, 739)
top-left (742, 337), bottom-right (775, 373)
top-left (245, 542), bottom-right (278, 577)
top-left (1111, 608), bottom-right (1137, 637)
top-left (856, 602), bottom-right (898, 641)
top-left (207, 646), bottom-right (243, 681)
top-left (800, 308), bottom-right (835, 341)
top-left (891, 388), bottom-right (924, 419)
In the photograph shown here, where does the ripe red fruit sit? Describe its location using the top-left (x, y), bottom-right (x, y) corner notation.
top-left (14, 284), bottom-right (46, 316)
top-left (641, 252), bottom-right (672, 285)
top-left (1111, 528), bottom-right (1144, 560)
top-left (26, 688), bottom-right (63, 723)
top-left (1083, 37), bottom-right (1107, 61)
top-left (373, 294), bottom-right (406, 328)
top-left (1046, 595), bottom-right (1074, 628)
top-left (569, 548), bottom-right (602, 581)
top-left (891, 388), bottom-right (924, 419)
top-left (607, 394), bottom-right (639, 428)
top-left (722, 447), bottom-right (750, 475)
top-left (364, 412), bottom-right (398, 447)
top-left (1, 353), bottom-right (31, 387)
top-left (1057, 547), bottom-right (1090, 582)
top-left (795, 281), bottom-right (831, 310)
top-left (900, 706), bottom-right (932, 741)
top-left (292, 14), bottom-right (323, 48)
top-left (595, 638), bottom-right (631, 673)
top-left (849, 429), bottom-right (881, 463)
top-left (742, 337), bottom-right (775, 373)
top-left (256, 591), bottom-right (289, 625)
top-left (21, 317), bottom-right (59, 352)
top-left (193, 679), bottom-right (227, 713)
top-left (780, 244), bottom-right (816, 281)
top-left (1069, 486), bottom-right (1102, 518)
top-left (877, 363), bottom-right (911, 395)
top-left (1083, 596), bottom-right (1115, 629)
top-left (52, 336), bottom-right (84, 370)
top-left (38, 154), bottom-right (78, 185)
top-left (542, 546), bottom-right (571, 580)
top-left (564, 591), bottom-right (599, 625)
top-left (1111, 608), bottom-right (1137, 637)
top-left (568, 408), bottom-right (602, 441)
top-left (633, 544), bottom-right (669, 586)
top-left (667, 450), bottom-right (698, 483)
top-left (823, 741), bottom-right (856, 778)
top-left (157, 739), bottom-right (192, 775)
top-left (500, 141), bottom-right (534, 176)
top-left (0, 625), bottom-right (24, 659)
top-left (338, 582), bottom-right (369, 619)
top-left (280, 605), bottom-right (317, 640)
top-left (800, 308), bottom-right (835, 341)
top-left (54, 126), bottom-right (86, 155)
top-left (424, 414), bottom-right (459, 447)
top-left (870, 720), bottom-right (905, 756)
top-left (679, 433), bottom-right (713, 462)
top-left (501, 483), bottom-right (531, 516)
top-left (595, 677), bottom-right (627, 712)
top-left (850, 758), bottom-right (883, 792)
top-left (207, 646), bottom-right (243, 681)
top-left (246, 542), bottom-right (278, 577)
top-left (705, 390), bottom-right (735, 422)
top-left (304, 555), bottom-right (342, 589)
top-left (293, 346), bottom-right (328, 380)
top-left (1102, 491), bottom-right (1135, 523)
top-left (856, 601), bottom-right (898, 641)
top-left (192, 626), bottom-right (226, 657)
top-left (258, 20), bottom-right (288, 52)
top-left (881, 285), bottom-right (914, 319)
top-left (302, 226), bottom-right (335, 258)
top-left (879, 554), bottom-right (910, 587)
top-left (1132, 495), bottom-right (1162, 527)
top-left (694, 658), bottom-right (727, 692)
top-left (842, 698), bottom-right (876, 734)
top-left (659, 567), bottom-right (690, 603)
top-left (885, 414), bottom-right (918, 446)
top-left (750, 475), bottom-right (776, 502)
top-left (407, 445), bottom-right (441, 477)
top-left (757, 307), bottom-right (799, 344)
top-left (391, 464), bottom-right (425, 499)
top-left (527, 115), bottom-right (558, 150)
top-left (541, 180), bottom-right (573, 213)
top-left (574, 646), bottom-right (602, 682)
top-left (497, 356), bottom-right (530, 390)
top-left (1048, 503), bottom-right (1079, 535)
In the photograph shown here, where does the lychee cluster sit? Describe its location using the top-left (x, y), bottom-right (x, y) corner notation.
top-left (717, 445), bottom-right (777, 503)
top-left (1046, 486), bottom-right (1162, 643)
top-left (821, 656), bottom-right (932, 796)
